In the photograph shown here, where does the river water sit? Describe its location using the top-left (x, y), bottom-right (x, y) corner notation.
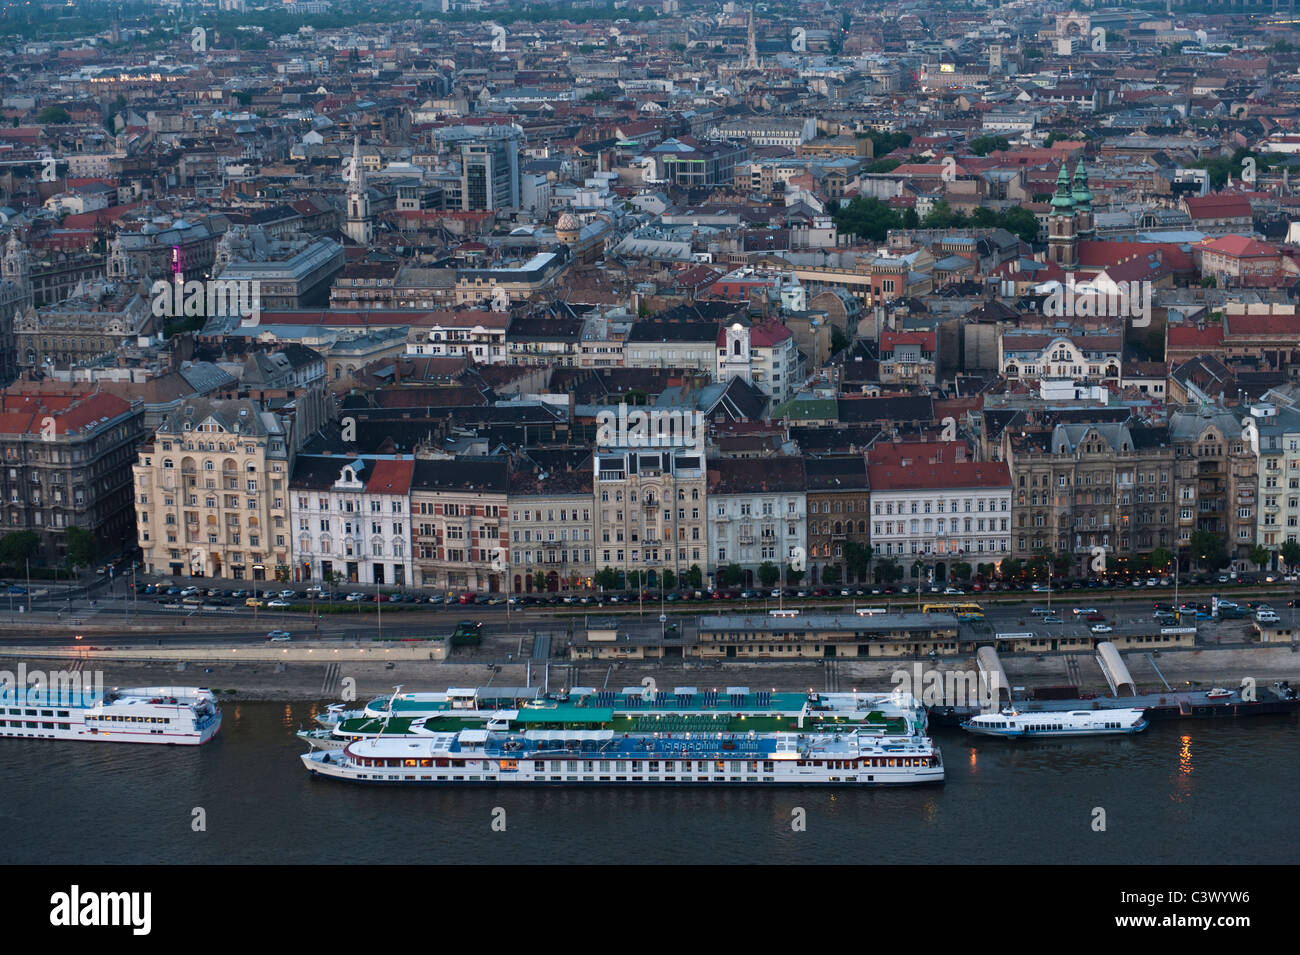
top-left (5, 703), bottom-right (1296, 865)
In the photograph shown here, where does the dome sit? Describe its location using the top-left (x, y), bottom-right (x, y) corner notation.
top-left (555, 213), bottom-right (579, 233)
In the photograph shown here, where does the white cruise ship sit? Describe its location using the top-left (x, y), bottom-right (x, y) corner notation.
top-left (961, 707), bottom-right (1148, 739)
top-left (0, 686), bottom-right (222, 745)
top-left (301, 686), bottom-right (944, 787)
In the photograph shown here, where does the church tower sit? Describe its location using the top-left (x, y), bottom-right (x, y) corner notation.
top-left (747, 5), bottom-right (758, 69)
top-left (1071, 159), bottom-right (1094, 240)
top-left (2, 231), bottom-right (31, 295)
top-left (1047, 164), bottom-right (1078, 269)
top-left (344, 136), bottom-right (374, 246)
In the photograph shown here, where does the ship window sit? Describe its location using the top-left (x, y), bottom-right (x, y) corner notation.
top-left (57, 711), bottom-right (68, 717)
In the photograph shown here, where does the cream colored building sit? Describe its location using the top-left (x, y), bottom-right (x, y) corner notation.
top-left (133, 399), bottom-right (291, 581)
top-left (593, 443), bottom-right (708, 588)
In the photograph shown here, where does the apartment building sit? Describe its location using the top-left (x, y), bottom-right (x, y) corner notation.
top-left (868, 453), bottom-right (1011, 580)
top-left (706, 456), bottom-right (806, 589)
top-left (1170, 408), bottom-right (1258, 567)
top-left (1255, 403), bottom-right (1300, 554)
top-left (1003, 421), bottom-right (1174, 574)
top-left (289, 456), bottom-right (414, 586)
top-left (804, 456), bottom-right (871, 587)
top-left (0, 390), bottom-right (144, 564)
top-left (508, 454), bottom-right (595, 593)
top-left (133, 399), bottom-right (291, 580)
top-left (411, 456), bottom-right (510, 594)
top-left (593, 441), bottom-right (708, 589)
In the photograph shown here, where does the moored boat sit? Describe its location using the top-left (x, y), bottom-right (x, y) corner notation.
top-left (961, 707), bottom-right (1148, 738)
top-left (0, 685), bottom-right (221, 745)
top-left (300, 685), bottom-right (944, 787)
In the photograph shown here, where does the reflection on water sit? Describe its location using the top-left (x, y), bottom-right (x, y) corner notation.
top-left (0, 704), bottom-right (1294, 865)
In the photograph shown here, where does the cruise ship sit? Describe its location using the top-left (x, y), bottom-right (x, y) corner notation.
top-left (301, 685), bottom-right (926, 751)
top-left (0, 685), bottom-right (222, 745)
top-left (301, 686), bottom-right (944, 786)
top-left (961, 707), bottom-right (1148, 738)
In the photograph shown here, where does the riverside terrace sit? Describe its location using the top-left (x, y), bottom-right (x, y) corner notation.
top-left (696, 612), bottom-right (963, 659)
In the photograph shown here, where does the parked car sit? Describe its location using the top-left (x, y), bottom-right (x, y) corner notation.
top-left (943, 586), bottom-right (965, 595)
top-left (1256, 610), bottom-right (1281, 624)
top-left (180, 586), bottom-right (200, 597)
top-left (245, 597), bottom-right (264, 608)
top-left (266, 630), bottom-right (291, 641)
top-left (1086, 612), bottom-right (1105, 622)
top-left (1090, 624), bottom-right (1113, 633)
top-left (267, 599), bottom-right (291, 608)
top-left (1153, 610), bottom-right (1176, 622)
top-left (1041, 615), bottom-right (1063, 624)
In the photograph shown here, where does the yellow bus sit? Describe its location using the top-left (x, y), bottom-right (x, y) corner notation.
top-left (921, 602), bottom-right (985, 621)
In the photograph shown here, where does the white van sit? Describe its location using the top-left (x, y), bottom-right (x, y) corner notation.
top-left (1255, 610), bottom-right (1280, 624)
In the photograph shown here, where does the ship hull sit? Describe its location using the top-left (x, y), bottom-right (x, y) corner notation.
top-left (302, 752), bottom-right (944, 786)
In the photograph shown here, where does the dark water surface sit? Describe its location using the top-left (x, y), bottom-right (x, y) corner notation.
top-left (4, 702), bottom-right (1295, 865)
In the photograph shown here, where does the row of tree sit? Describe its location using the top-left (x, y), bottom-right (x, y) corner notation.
top-left (829, 196), bottom-right (1040, 244)
top-left (584, 534), bottom-right (1300, 594)
top-left (0, 528), bottom-right (95, 571)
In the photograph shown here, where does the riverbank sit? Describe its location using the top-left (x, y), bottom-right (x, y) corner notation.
top-left (3, 644), bottom-right (1297, 703)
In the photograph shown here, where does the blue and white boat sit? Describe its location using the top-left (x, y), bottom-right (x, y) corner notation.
top-left (960, 707), bottom-right (1147, 738)
top-left (0, 685), bottom-right (222, 745)
top-left (301, 687), bottom-right (944, 786)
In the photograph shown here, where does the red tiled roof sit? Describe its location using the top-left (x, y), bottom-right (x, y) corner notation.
top-left (365, 458), bottom-right (414, 496)
top-left (1185, 194), bottom-right (1253, 219)
top-left (1197, 234), bottom-right (1280, 258)
top-left (880, 330), bottom-right (936, 351)
top-left (1167, 324), bottom-right (1225, 350)
top-left (868, 458), bottom-right (1010, 491)
top-left (1223, 312), bottom-right (1300, 336)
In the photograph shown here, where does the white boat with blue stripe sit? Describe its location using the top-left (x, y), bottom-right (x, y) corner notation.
top-left (961, 707), bottom-right (1148, 738)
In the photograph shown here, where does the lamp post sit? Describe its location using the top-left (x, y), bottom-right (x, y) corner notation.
top-left (253, 563), bottom-right (264, 622)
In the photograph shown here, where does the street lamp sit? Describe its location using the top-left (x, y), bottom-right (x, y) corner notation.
top-left (253, 563), bottom-right (264, 621)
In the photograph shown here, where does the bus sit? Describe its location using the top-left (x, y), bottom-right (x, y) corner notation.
top-left (921, 602), bottom-right (985, 621)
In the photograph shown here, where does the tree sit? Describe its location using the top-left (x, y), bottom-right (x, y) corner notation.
top-left (38, 106), bottom-right (71, 124)
top-left (874, 557), bottom-right (902, 584)
top-left (718, 563), bottom-right (744, 588)
top-left (951, 562), bottom-right (972, 581)
top-left (1190, 530), bottom-right (1229, 571)
top-left (999, 558), bottom-right (1021, 581)
top-left (844, 541), bottom-right (873, 582)
top-left (911, 559), bottom-right (924, 580)
top-left (1249, 544), bottom-right (1272, 571)
top-left (758, 562), bottom-right (780, 588)
top-left (831, 195), bottom-right (903, 242)
top-left (626, 570), bottom-right (642, 589)
top-left (901, 207), bottom-right (920, 229)
top-left (532, 571), bottom-right (547, 593)
top-left (821, 564), bottom-right (841, 586)
top-left (661, 568), bottom-right (676, 591)
top-left (595, 567), bottom-right (619, 591)
top-left (968, 135), bottom-right (1010, 156)
top-left (685, 564), bottom-right (703, 589)
top-left (65, 527), bottom-right (96, 570)
top-left (1149, 547), bottom-right (1174, 574)
top-left (786, 565), bottom-right (805, 586)
top-left (1281, 541), bottom-right (1300, 571)
top-left (0, 530), bottom-right (39, 566)
top-left (1027, 556), bottom-right (1048, 580)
